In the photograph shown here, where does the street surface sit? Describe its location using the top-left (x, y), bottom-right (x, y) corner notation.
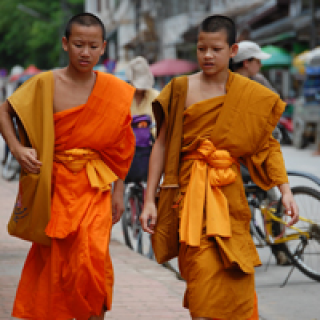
top-left (0, 137), bottom-right (319, 319)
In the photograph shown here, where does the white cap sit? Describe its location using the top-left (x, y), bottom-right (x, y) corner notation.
top-left (125, 56), bottom-right (154, 90)
top-left (233, 41), bottom-right (271, 63)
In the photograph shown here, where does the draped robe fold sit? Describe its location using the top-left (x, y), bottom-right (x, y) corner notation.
top-left (152, 71), bottom-right (288, 320)
top-left (10, 71), bottom-right (135, 320)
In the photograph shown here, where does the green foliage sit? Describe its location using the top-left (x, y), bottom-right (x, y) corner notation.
top-left (0, 0), bottom-right (84, 72)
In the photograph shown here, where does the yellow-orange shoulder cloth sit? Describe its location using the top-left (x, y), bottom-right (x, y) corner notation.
top-left (7, 71), bottom-right (134, 246)
top-left (7, 71), bottom-right (55, 246)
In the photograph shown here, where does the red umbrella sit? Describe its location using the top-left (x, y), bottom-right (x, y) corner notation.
top-left (22, 65), bottom-right (41, 75)
top-left (150, 58), bottom-right (198, 76)
top-left (9, 65), bottom-right (41, 82)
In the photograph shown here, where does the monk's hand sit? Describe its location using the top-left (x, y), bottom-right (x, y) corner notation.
top-left (281, 188), bottom-right (299, 228)
top-left (140, 201), bottom-right (157, 234)
top-left (14, 146), bottom-right (42, 174)
top-left (112, 183), bottom-right (125, 225)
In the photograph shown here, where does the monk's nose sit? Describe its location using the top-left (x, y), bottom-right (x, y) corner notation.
top-left (204, 50), bottom-right (214, 58)
top-left (81, 46), bottom-right (90, 56)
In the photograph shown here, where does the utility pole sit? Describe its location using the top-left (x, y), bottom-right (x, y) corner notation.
top-left (310, 0), bottom-right (316, 49)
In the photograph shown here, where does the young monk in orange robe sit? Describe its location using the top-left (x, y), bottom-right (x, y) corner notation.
top-left (140, 15), bottom-right (299, 320)
top-left (0, 13), bottom-right (134, 320)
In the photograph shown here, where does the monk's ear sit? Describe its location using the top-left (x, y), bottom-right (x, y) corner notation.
top-left (230, 43), bottom-right (238, 59)
top-left (101, 40), bottom-right (107, 56)
top-left (62, 37), bottom-right (68, 52)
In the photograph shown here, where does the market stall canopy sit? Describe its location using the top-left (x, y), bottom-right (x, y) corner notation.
top-left (150, 58), bottom-right (198, 76)
top-left (261, 45), bottom-right (292, 68)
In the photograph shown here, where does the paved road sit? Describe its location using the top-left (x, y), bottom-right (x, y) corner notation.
top-left (0, 138), bottom-right (319, 319)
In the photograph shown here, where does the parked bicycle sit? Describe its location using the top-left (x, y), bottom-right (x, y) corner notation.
top-left (121, 115), bottom-right (154, 259)
top-left (245, 173), bottom-right (320, 284)
top-left (122, 181), bottom-right (153, 259)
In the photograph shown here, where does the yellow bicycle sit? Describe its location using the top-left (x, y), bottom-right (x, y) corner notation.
top-left (260, 186), bottom-right (320, 282)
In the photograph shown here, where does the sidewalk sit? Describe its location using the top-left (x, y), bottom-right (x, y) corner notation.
top-left (0, 176), bottom-right (189, 320)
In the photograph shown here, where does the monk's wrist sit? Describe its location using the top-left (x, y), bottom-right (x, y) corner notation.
top-left (113, 179), bottom-right (124, 194)
top-left (278, 183), bottom-right (291, 196)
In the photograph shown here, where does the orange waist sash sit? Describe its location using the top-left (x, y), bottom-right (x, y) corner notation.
top-left (54, 148), bottom-right (118, 192)
top-left (180, 140), bottom-right (238, 247)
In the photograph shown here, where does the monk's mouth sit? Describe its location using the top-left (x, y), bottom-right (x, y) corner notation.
top-left (79, 61), bottom-right (90, 66)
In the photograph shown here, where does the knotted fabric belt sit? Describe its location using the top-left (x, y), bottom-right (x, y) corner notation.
top-left (180, 140), bottom-right (238, 247)
top-left (54, 149), bottom-right (118, 192)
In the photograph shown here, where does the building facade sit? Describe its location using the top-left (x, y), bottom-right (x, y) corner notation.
top-left (84, 0), bottom-right (267, 64)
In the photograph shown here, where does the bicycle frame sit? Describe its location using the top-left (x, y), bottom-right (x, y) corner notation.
top-left (261, 205), bottom-right (315, 245)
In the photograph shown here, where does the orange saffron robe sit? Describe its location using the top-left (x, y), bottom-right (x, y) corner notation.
top-left (11, 72), bottom-right (135, 320)
top-left (178, 95), bottom-right (257, 320)
top-left (153, 72), bottom-right (288, 320)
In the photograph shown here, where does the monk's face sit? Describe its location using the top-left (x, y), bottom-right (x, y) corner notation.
top-left (62, 24), bottom-right (106, 72)
top-left (197, 30), bottom-right (238, 76)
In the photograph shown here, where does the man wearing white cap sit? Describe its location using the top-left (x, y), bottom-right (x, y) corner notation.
top-left (233, 41), bottom-right (290, 266)
top-left (232, 41), bottom-right (276, 92)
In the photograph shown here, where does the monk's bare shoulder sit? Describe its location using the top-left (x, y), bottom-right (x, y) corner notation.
top-left (53, 68), bottom-right (96, 114)
top-left (185, 73), bottom-right (202, 109)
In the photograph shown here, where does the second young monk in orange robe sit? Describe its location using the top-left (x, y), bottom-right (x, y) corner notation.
top-left (140, 15), bottom-right (299, 320)
top-left (0, 13), bottom-right (134, 320)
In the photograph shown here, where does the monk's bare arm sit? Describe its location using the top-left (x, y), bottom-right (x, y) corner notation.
top-left (0, 100), bottom-right (41, 173)
top-left (266, 137), bottom-right (299, 226)
top-left (278, 182), bottom-right (299, 227)
top-left (140, 121), bottom-right (166, 234)
top-left (112, 179), bottom-right (125, 225)
top-left (0, 101), bottom-right (21, 155)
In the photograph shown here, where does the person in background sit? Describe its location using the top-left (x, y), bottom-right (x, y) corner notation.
top-left (126, 56), bottom-right (159, 137)
top-left (232, 41), bottom-right (276, 91)
top-left (233, 40), bottom-right (290, 266)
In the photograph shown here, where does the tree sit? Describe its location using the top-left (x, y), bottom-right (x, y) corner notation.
top-left (0, 0), bottom-right (84, 71)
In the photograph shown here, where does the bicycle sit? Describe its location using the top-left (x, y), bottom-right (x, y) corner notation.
top-left (121, 115), bottom-right (155, 259)
top-left (121, 181), bottom-right (154, 259)
top-left (245, 182), bottom-right (320, 284)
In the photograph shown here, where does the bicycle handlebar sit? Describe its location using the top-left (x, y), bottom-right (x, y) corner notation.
top-left (287, 170), bottom-right (320, 187)
top-left (244, 170), bottom-right (320, 192)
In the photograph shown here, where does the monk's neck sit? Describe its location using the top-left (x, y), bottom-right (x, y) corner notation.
top-left (200, 70), bottom-right (229, 86)
top-left (64, 66), bottom-right (96, 84)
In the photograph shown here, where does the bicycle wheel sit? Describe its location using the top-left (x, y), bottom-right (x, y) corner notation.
top-left (121, 185), bottom-right (153, 259)
top-left (277, 186), bottom-right (320, 281)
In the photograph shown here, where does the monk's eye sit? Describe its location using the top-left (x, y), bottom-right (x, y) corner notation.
top-left (198, 47), bottom-right (205, 52)
top-left (74, 44), bottom-right (82, 48)
top-left (91, 46), bottom-right (98, 49)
